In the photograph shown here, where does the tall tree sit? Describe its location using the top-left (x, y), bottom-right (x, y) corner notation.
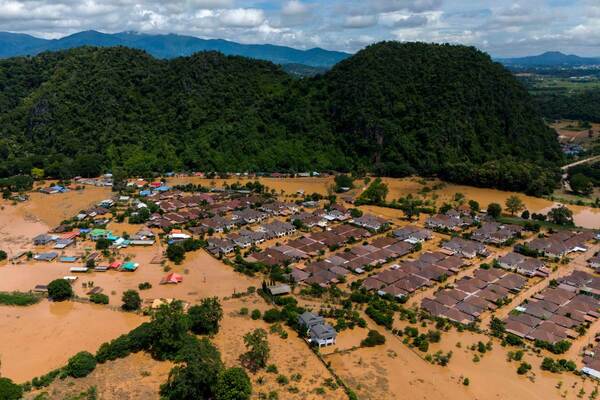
top-left (188, 297), bottom-right (223, 335)
top-left (241, 328), bottom-right (270, 372)
top-left (505, 195), bottom-right (525, 216)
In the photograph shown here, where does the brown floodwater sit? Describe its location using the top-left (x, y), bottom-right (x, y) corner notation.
top-left (0, 300), bottom-right (144, 382)
top-left (181, 176), bottom-right (600, 229)
top-left (0, 247), bottom-right (260, 304)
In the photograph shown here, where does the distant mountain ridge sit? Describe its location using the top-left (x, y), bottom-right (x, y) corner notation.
top-left (498, 51), bottom-right (600, 67)
top-left (0, 30), bottom-right (350, 67)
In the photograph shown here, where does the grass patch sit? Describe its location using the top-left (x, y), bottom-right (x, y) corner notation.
top-left (0, 291), bottom-right (42, 306)
top-left (496, 216), bottom-right (580, 231)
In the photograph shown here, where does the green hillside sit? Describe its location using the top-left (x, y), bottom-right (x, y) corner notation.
top-left (0, 42), bottom-right (563, 195)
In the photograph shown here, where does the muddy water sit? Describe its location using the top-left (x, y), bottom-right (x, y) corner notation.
top-left (0, 248), bottom-right (260, 304)
top-left (18, 187), bottom-right (112, 228)
top-left (167, 176), bottom-right (336, 195)
top-left (327, 318), bottom-right (598, 400)
top-left (168, 176), bottom-right (600, 228)
top-left (0, 300), bottom-right (145, 382)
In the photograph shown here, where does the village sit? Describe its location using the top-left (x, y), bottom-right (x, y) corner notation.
top-left (3, 173), bottom-right (600, 399)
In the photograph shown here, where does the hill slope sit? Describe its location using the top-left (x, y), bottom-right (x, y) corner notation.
top-left (0, 42), bottom-right (563, 195)
top-left (0, 30), bottom-right (350, 67)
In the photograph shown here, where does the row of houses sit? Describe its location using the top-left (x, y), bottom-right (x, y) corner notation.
top-left (207, 221), bottom-right (298, 255)
top-left (295, 237), bottom-right (415, 286)
top-left (351, 214), bottom-right (390, 231)
top-left (422, 268), bottom-right (528, 324)
top-left (392, 225), bottom-right (433, 244)
top-left (242, 224), bottom-right (373, 265)
top-left (497, 252), bottom-right (549, 277)
top-left (425, 209), bottom-right (474, 231)
top-left (471, 222), bottom-right (523, 245)
top-left (362, 251), bottom-right (468, 300)
top-left (528, 231), bottom-right (595, 258)
top-left (442, 237), bottom-right (489, 259)
top-left (503, 271), bottom-right (600, 344)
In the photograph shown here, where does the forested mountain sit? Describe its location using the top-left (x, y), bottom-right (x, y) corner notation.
top-left (0, 42), bottom-right (563, 195)
top-left (498, 51), bottom-right (600, 68)
top-left (0, 30), bottom-right (350, 67)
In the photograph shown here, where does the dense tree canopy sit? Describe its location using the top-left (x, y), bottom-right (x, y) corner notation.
top-left (0, 42), bottom-right (563, 194)
top-left (47, 278), bottom-right (73, 301)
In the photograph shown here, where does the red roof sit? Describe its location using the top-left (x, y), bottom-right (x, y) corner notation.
top-left (61, 231), bottom-right (80, 240)
top-left (161, 273), bottom-right (183, 284)
top-left (109, 261), bottom-right (123, 269)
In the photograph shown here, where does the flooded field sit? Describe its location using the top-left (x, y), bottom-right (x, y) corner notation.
top-left (2, 175), bottom-right (600, 398)
top-left (168, 175), bottom-right (600, 228)
top-left (327, 321), bottom-right (599, 400)
top-left (213, 296), bottom-right (348, 400)
top-left (0, 247), bottom-right (259, 304)
top-left (0, 301), bottom-right (144, 382)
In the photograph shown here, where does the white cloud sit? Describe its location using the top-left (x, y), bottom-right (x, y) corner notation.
top-left (218, 8), bottom-right (265, 27)
top-left (282, 0), bottom-right (309, 16)
top-left (343, 14), bottom-right (378, 29)
top-left (0, 0), bottom-right (597, 56)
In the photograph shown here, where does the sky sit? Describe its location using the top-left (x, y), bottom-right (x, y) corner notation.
top-left (0, 0), bottom-right (598, 57)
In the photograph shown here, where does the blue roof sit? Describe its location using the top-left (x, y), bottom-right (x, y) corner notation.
top-left (139, 190), bottom-right (152, 196)
top-left (155, 186), bottom-right (171, 192)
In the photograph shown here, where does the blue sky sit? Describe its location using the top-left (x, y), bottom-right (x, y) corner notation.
top-left (0, 0), bottom-right (598, 56)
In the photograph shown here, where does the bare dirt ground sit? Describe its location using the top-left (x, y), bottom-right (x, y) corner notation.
top-left (24, 352), bottom-right (172, 400)
top-left (213, 296), bottom-right (348, 400)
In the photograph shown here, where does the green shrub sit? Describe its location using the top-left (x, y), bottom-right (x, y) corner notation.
top-left (67, 351), bottom-right (97, 378)
top-left (215, 367), bottom-right (252, 400)
top-left (121, 289), bottom-right (141, 311)
top-left (276, 375), bottom-right (289, 385)
top-left (517, 362), bottom-right (532, 375)
top-left (266, 364), bottom-right (278, 374)
top-left (0, 291), bottom-right (41, 306)
top-left (90, 293), bottom-right (109, 304)
top-left (0, 377), bottom-right (22, 400)
top-left (361, 330), bottom-right (386, 347)
top-left (95, 322), bottom-right (153, 363)
top-left (263, 309), bottom-right (282, 323)
top-left (47, 279), bottom-right (73, 301)
top-left (251, 309), bottom-right (261, 320)
top-left (138, 282), bottom-right (152, 290)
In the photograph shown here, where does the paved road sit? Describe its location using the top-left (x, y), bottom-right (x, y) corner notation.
top-left (561, 155), bottom-right (600, 171)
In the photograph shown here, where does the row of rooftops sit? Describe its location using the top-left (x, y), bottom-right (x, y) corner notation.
top-left (425, 209), bottom-right (475, 231)
top-left (497, 252), bottom-right (549, 277)
top-left (503, 270), bottom-right (600, 344)
top-left (363, 251), bottom-right (469, 299)
top-left (422, 268), bottom-right (528, 324)
top-left (243, 223), bottom-right (373, 267)
top-left (470, 221), bottom-right (523, 244)
top-left (528, 231), bottom-right (595, 258)
top-left (295, 237), bottom-right (415, 286)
